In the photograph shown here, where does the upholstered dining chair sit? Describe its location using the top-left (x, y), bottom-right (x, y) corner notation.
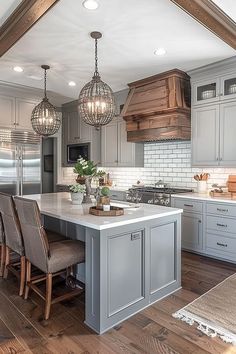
top-left (0, 213), bottom-right (5, 277)
top-left (14, 196), bottom-right (85, 320)
top-left (0, 193), bottom-right (26, 296)
top-left (0, 192), bottom-right (67, 297)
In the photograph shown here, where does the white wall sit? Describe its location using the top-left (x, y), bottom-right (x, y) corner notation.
top-left (60, 140), bottom-right (236, 191)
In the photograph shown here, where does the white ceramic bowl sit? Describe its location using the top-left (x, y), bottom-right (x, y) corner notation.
top-left (228, 84), bottom-right (236, 94)
top-left (201, 90), bottom-right (215, 100)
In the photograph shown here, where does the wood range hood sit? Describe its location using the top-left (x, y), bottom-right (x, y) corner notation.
top-left (121, 69), bottom-right (191, 142)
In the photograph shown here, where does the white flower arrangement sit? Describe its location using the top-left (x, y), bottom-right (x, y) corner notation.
top-left (69, 184), bottom-right (86, 193)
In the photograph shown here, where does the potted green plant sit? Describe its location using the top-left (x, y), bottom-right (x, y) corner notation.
top-left (73, 158), bottom-right (97, 184)
top-left (73, 157), bottom-right (106, 203)
top-left (69, 184), bottom-right (86, 205)
top-left (97, 186), bottom-right (110, 208)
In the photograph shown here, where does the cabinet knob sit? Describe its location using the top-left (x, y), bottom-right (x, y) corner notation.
top-left (198, 220), bottom-right (201, 223)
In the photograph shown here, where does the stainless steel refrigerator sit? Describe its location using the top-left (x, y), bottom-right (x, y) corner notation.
top-left (0, 130), bottom-right (41, 195)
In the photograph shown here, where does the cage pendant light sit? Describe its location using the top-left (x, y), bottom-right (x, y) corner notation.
top-left (31, 65), bottom-right (61, 136)
top-left (78, 31), bottom-right (115, 130)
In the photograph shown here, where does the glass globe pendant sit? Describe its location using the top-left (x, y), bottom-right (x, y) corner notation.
top-left (31, 65), bottom-right (61, 136)
top-left (78, 32), bottom-right (115, 130)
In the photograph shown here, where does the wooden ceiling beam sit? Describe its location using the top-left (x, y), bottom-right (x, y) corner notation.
top-left (170, 0), bottom-right (236, 49)
top-left (0, 0), bottom-right (60, 57)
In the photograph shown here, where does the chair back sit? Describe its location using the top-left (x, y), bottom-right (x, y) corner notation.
top-left (0, 193), bottom-right (23, 254)
top-left (14, 197), bottom-right (49, 272)
top-left (0, 213), bottom-right (4, 244)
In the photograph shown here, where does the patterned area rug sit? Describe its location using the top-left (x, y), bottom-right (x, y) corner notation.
top-left (173, 273), bottom-right (236, 345)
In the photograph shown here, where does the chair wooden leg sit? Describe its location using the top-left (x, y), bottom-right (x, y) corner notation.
top-left (44, 273), bottom-right (52, 320)
top-left (24, 260), bottom-right (31, 300)
top-left (0, 244), bottom-right (5, 277)
top-left (19, 256), bottom-right (26, 296)
top-left (3, 246), bottom-right (10, 279)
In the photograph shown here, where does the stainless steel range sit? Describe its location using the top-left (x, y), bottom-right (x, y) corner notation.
top-left (126, 186), bottom-right (193, 206)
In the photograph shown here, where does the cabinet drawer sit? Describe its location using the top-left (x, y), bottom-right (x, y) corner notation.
top-left (206, 202), bottom-right (236, 217)
top-left (173, 198), bottom-right (203, 213)
top-left (206, 215), bottom-right (236, 234)
top-left (206, 233), bottom-right (236, 255)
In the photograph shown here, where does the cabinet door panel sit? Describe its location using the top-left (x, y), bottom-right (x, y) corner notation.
top-left (192, 105), bottom-right (219, 166)
top-left (220, 102), bottom-right (236, 166)
top-left (101, 122), bottom-right (118, 166)
top-left (192, 79), bottom-right (219, 105)
top-left (150, 223), bottom-right (176, 294)
top-left (0, 95), bottom-right (15, 127)
top-left (68, 111), bottom-right (80, 143)
top-left (16, 99), bottom-right (38, 130)
top-left (182, 212), bottom-right (203, 251)
top-left (80, 117), bottom-right (91, 142)
top-left (107, 231), bottom-right (144, 316)
top-left (118, 120), bottom-right (134, 166)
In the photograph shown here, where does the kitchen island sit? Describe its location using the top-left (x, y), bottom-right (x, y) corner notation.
top-left (26, 192), bottom-right (182, 334)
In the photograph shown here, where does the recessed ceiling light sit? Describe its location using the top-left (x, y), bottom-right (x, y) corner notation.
top-left (68, 81), bottom-right (76, 87)
top-left (82, 0), bottom-right (99, 10)
top-left (13, 66), bottom-right (23, 72)
top-left (154, 48), bottom-right (166, 56)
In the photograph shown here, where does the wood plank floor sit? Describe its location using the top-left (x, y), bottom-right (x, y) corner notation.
top-left (1, 251), bottom-right (236, 354)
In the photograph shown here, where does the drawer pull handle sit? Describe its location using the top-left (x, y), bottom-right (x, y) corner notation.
top-left (217, 242), bottom-right (228, 247)
top-left (131, 233), bottom-right (141, 241)
top-left (184, 204), bottom-right (193, 207)
top-left (111, 195), bottom-right (118, 198)
top-left (217, 208), bottom-right (228, 212)
top-left (216, 223), bottom-right (227, 228)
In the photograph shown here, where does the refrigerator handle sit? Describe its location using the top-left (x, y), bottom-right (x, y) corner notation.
top-left (16, 146), bottom-right (20, 196)
top-left (20, 146), bottom-right (23, 196)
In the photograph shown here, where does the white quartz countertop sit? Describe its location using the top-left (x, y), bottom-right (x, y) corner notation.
top-left (25, 192), bottom-right (182, 230)
top-left (172, 192), bottom-right (236, 204)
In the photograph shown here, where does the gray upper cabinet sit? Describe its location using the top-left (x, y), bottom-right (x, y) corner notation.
top-left (0, 95), bottom-right (38, 131)
top-left (0, 95), bottom-right (15, 128)
top-left (192, 104), bottom-right (219, 166)
top-left (101, 88), bottom-right (144, 167)
top-left (61, 100), bottom-right (101, 166)
top-left (101, 116), bottom-right (144, 167)
top-left (189, 57), bottom-right (236, 167)
top-left (192, 102), bottom-right (236, 167)
top-left (67, 110), bottom-right (80, 144)
top-left (219, 102), bottom-right (236, 166)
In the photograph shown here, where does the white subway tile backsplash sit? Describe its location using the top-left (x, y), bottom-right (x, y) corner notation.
top-left (60, 141), bottom-right (236, 191)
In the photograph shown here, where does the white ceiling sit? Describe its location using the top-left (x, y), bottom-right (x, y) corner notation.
top-left (212, 0), bottom-right (236, 22)
top-left (0, 0), bottom-right (235, 103)
top-left (0, 0), bottom-right (22, 26)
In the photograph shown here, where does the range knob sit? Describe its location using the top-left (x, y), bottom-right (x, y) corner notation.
top-left (148, 199), bottom-right (154, 204)
top-left (154, 199), bottom-right (160, 204)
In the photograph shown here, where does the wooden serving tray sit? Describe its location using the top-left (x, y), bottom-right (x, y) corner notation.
top-left (89, 206), bottom-right (124, 216)
top-left (210, 191), bottom-right (236, 199)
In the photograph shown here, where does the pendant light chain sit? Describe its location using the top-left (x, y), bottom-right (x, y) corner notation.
top-left (94, 38), bottom-right (99, 77)
top-left (44, 68), bottom-right (47, 99)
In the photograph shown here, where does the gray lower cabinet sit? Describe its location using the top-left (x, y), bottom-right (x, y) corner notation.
top-left (85, 214), bottom-right (181, 333)
top-left (107, 230), bottom-right (145, 316)
top-left (181, 213), bottom-right (203, 251)
top-left (172, 196), bottom-right (236, 263)
top-left (149, 222), bottom-right (177, 302)
top-left (172, 198), bottom-right (203, 252)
